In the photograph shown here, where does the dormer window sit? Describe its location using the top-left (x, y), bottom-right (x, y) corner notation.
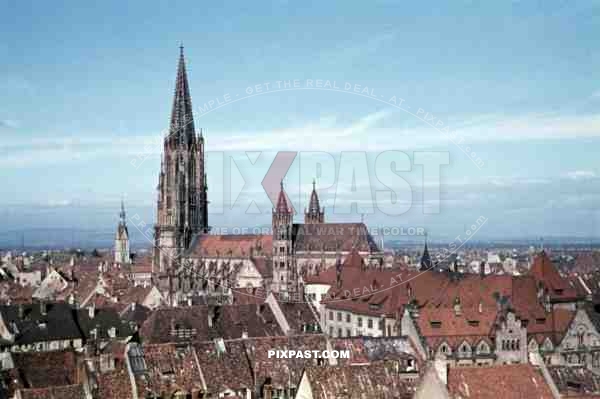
top-left (430, 321), bottom-right (442, 328)
top-left (468, 320), bottom-right (479, 327)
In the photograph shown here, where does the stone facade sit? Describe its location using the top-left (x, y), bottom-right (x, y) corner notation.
top-left (495, 311), bottom-right (528, 364)
top-left (552, 306), bottom-right (600, 370)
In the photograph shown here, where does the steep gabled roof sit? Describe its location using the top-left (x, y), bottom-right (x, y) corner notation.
top-left (529, 251), bottom-right (578, 302)
top-left (303, 361), bottom-right (417, 398)
top-left (447, 364), bottom-right (554, 399)
top-left (186, 234), bottom-right (272, 258)
top-left (293, 223), bottom-right (379, 253)
top-left (193, 340), bottom-right (253, 393)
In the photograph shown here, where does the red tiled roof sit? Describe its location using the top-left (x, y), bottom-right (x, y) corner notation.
top-left (573, 252), bottom-right (600, 274)
top-left (304, 361), bottom-right (417, 399)
top-left (245, 335), bottom-right (329, 388)
top-left (11, 351), bottom-right (78, 388)
top-left (194, 340), bottom-right (253, 393)
top-left (19, 384), bottom-right (85, 399)
top-left (529, 251), bottom-right (578, 302)
top-left (448, 364), bottom-right (554, 399)
top-left (186, 234), bottom-right (273, 258)
top-left (294, 223), bottom-right (380, 253)
top-left (416, 306), bottom-right (498, 348)
top-left (136, 343), bottom-right (204, 397)
top-left (96, 366), bottom-right (133, 399)
top-left (140, 304), bottom-right (283, 343)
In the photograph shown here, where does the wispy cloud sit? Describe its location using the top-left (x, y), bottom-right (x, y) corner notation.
top-left (1, 110), bottom-right (599, 168)
top-left (562, 170), bottom-right (597, 180)
top-left (0, 119), bottom-right (19, 129)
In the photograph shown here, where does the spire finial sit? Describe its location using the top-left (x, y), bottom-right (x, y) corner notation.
top-left (312, 178), bottom-right (316, 190)
top-left (179, 42), bottom-right (184, 57)
top-left (280, 179), bottom-right (284, 190)
top-left (119, 197), bottom-right (126, 225)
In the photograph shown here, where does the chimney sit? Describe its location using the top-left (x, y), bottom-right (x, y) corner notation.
top-left (480, 261), bottom-right (486, 278)
top-left (187, 298), bottom-right (192, 307)
top-left (88, 303), bottom-right (95, 319)
top-left (18, 304), bottom-right (24, 319)
top-left (453, 297), bottom-right (462, 317)
top-left (40, 301), bottom-right (47, 316)
top-left (478, 301), bottom-right (483, 313)
top-left (130, 302), bottom-right (136, 312)
top-left (263, 382), bottom-right (273, 399)
top-left (208, 307), bottom-right (216, 328)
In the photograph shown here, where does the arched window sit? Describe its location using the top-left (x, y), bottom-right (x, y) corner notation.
top-left (478, 341), bottom-right (489, 354)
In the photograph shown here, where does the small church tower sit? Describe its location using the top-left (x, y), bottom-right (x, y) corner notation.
top-left (420, 233), bottom-right (432, 270)
top-left (272, 181), bottom-right (295, 296)
top-left (115, 200), bottom-right (131, 264)
top-left (304, 179), bottom-right (324, 224)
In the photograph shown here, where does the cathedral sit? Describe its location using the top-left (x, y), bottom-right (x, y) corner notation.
top-left (152, 48), bottom-right (382, 303)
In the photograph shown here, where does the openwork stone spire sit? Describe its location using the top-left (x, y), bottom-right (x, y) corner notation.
top-left (169, 45), bottom-right (196, 145)
top-left (154, 47), bottom-right (208, 282)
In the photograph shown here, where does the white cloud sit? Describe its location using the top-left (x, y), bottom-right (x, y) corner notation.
top-left (562, 170), bottom-right (597, 180)
top-left (2, 110), bottom-right (600, 168)
top-left (46, 199), bottom-right (72, 207)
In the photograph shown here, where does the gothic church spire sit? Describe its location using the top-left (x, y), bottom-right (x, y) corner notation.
top-left (169, 45), bottom-right (195, 145)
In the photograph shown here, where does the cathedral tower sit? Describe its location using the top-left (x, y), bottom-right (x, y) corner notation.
top-left (153, 47), bottom-right (208, 279)
top-left (272, 181), bottom-right (295, 296)
top-left (304, 179), bottom-right (324, 224)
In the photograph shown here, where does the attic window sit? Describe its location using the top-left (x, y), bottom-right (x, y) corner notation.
top-left (554, 289), bottom-right (564, 295)
top-left (468, 320), bottom-right (479, 327)
top-left (430, 321), bottom-right (442, 328)
top-left (369, 303), bottom-right (382, 310)
top-left (536, 318), bottom-right (546, 324)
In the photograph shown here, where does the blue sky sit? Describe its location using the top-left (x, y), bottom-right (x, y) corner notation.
top-left (1, 0), bottom-right (599, 245)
